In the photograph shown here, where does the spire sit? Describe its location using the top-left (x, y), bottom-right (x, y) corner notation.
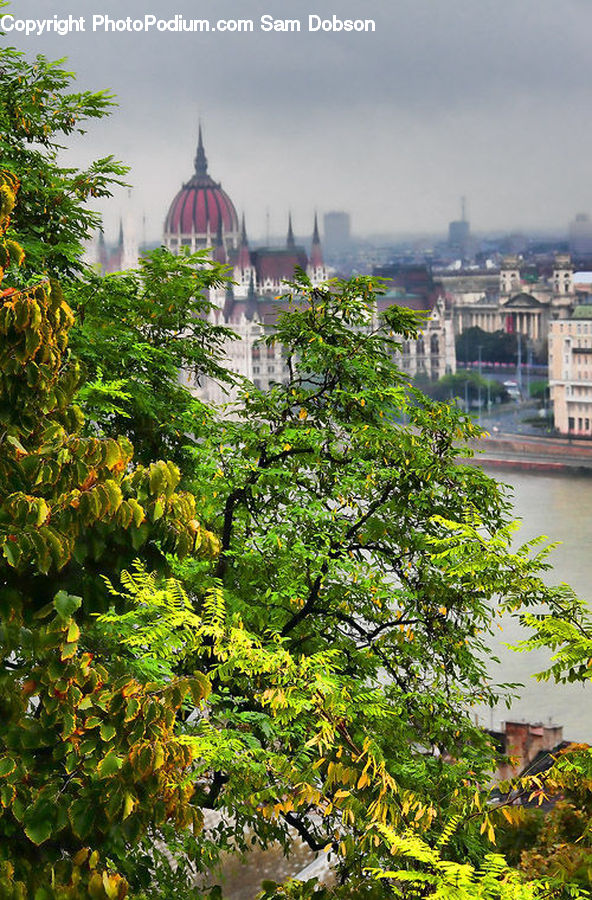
top-left (312, 212), bottom-right (320, 245)
top-left (223, 282), bottom-right (235, 321)
top-left (237, 213), bottom-right (251, 271)
top-left (214, 217), bottom-right (226, 264)
top-left (98, 229), bottom-right (108, 272)
top-left (194, 122), bottom-right (208, 177)
top-left (117, 218), bottom-right (124, 248)
top-left (286, 213), bottom-right (295, 250)
top-left (310, 213), bottom-right (324, 271)
top-left (246, 271), bottom-right (258, 321)
top-left (248, 270), bottom-right (256, 302)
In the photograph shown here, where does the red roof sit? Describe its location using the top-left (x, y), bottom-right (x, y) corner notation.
top-left (164, 176), bottom-right (238, 237)
top-left (164, 126), bottom-right (239, 237)
top-left (251, 248), bottom-right (308, 283)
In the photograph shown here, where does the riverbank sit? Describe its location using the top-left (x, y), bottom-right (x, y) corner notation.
top-left (464, 432), bottom-right (592, 474)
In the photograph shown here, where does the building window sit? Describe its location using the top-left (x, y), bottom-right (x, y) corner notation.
top-left (569, 417), bottom-right (575, 430)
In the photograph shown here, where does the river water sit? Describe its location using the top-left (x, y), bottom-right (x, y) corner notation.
top-left (479, 467), bottom-right (592, 742)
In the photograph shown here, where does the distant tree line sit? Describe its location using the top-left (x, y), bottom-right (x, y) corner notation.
top-left (418, 371), bottom-right (508, 406)
top-left (456, 327), bottom-right (547, 366)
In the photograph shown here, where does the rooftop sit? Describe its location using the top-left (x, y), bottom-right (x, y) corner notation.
top-left (572, 305), bottom-right (592, 319)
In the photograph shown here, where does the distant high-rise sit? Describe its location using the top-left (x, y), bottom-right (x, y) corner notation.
top-left (569, 213), bottom-right (592, 258)
top-left (323, 211), bottom-right (351, 252)
top-left (448, 197), bottom-right (471, 259)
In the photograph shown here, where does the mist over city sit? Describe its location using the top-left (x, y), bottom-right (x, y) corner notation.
top-left (6, 0), bottom-right (592, 244)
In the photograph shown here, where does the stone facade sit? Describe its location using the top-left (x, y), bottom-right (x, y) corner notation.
top-left (549, 306), bottom-right (592, 437)
top-left (379, 291), bottom-right (456, 381)
top-left (449, 255), bottom-right (576, 352)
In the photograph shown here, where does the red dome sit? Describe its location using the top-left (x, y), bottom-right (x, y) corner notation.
top-left (163, 126), bottom-right (239, 242)
top-left (164, 180), bottom-right (238, 236)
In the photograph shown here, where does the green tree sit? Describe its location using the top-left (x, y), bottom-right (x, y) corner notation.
top-left (0, 41), bottom-right (236, 471)
top-left (0, 42), bottom-right (127, 280)
top-left (0, 171), bottom-right (220, 896)
top-left (67, 252), bottom-right (235, 469)
top-left (170, 273), bottom-right (581, 895)
top-left (0, 173), bottom-right (406, 900)
top-left (456, 327), bottom-right (518, 366)
top-left (3, 42), bottom-right (589, 898)
top-left (493, 589), bottom-right (592, 894)
top-left (423, 370), bottom-right (506, 406)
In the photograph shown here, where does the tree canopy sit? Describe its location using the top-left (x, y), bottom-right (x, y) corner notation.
top-left (0, 46), bottom-right (127, 280)
top-left (2, 41), bottom-right (592, 900)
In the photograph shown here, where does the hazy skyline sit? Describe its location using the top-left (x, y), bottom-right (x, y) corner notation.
top-left (5, 0), bottom-right (592, 242)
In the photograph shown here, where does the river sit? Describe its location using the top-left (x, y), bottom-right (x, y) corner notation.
top-left (479, 467), bottom-right (592, 742)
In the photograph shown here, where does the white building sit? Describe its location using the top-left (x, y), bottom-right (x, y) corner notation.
top-left (449, 254), bottom-right (575, 350)
top-left (549, 306), bottom-right (592, 437)
top-left (165, 128), bottom-right (454, 402)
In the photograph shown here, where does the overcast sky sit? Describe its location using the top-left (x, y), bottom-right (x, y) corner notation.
top-left (5, 0), bottom-right (592, 241)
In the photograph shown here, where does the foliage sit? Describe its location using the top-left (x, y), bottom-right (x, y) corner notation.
top-left (456, 327), bottom-right (546, 369)
top-left (493, 752), bottom-right (592, 895)
top-left (3, 44), bottom-right (592, 896)
top-left (0, 40), bottom-right (127, 279)
top-left (423, 370), bottom-right (506, 406)
top-left (365, 824), bottom-right (549, 900)
top-left (528, 380), bottom-right (548, 402)
top-left (518, 801), bottom-right (592, 890)
top-left (0, 171), bottom-right (220, 896)
top-left (165, 271), bottom-right (588, 895)
top-left (513, 585), bottom-right (592, 687)
top-left (499, 590), bottom-right (592, 893)
top-left (67, 250), bottom-right (235, 468)
top-left (456, 327), bottom-right (518, 366)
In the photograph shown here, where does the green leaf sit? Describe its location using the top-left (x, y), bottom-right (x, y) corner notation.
top-left (122, 792), bottom-right (135, 820)
top-left (97, 751), bottom-right (124, 779)
top-left (2, 540), bottom-right (20, 568)
top-left (24, 816), bottom-right (53, 846)
top-left (53, 590), bottom-right (82, 621)
top-left (99, 722), bottom-right (117, 742)
top-left (68, 798), bottom-right (96, 840)
top-left (35, 889), bottom-right (53, 900)
top-left (188, 672), bottom-right (211, 704)
top-left (0, 757), bottom-right (16, 778)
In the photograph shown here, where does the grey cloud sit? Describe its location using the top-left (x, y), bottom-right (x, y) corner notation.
top-left (5, 0), bottom-right (592, 235)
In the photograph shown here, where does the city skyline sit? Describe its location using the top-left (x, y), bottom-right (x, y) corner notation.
top-left (6, 0), bottom-right (592, 240)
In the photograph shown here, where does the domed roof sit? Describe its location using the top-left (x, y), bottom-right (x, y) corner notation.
top-left (164, 126), bottom-right (239, 242)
